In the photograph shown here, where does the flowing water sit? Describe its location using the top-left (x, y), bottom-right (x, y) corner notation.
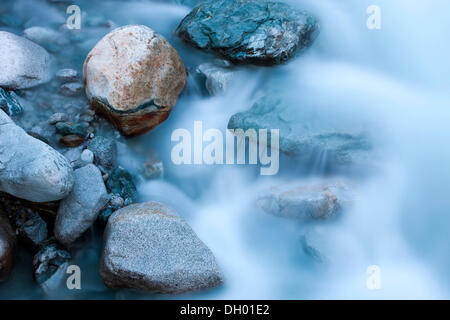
top-left (1, 0), bottom-right (450, 299)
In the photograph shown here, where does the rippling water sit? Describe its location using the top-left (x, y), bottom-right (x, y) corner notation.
top-left (1, 0), bottom-right (450, 299)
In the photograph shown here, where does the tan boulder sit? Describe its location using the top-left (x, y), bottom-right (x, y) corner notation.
top-left (83, 25), bottom-right (186, 136)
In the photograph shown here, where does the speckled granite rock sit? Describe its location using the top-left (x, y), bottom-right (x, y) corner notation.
top-left (100, 201), bottom-right (223, 293)
top-left (0, 31), bottom-right (52, 89)
top-left (176, 0), bottom-right (319, 65)
top-left (54, 164), bottom-right (108, 247)
top-left (83, 25), bottom-right (186, 136)
top-left (0, 110), bottom-right (74, 202)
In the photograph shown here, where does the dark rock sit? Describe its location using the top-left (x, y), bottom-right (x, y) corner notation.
top-left (32, 239), bottom-right (71, 293)
top-left (55, 122), bottom-right (88, 137)
top-left (106, 167), bottom-right (137, 205)
top-left (0, 213), bottom-right (16, 281)
top-left (59, 135), bottom-right (85, 147)
top-left (100, 201), bottom-right (223, 293)
top-left (0, 88), bottom-right (23, 116)
top-left (176, 0), bottom-right (319, 65)
top-left (87, 136), bottom-right (117, 171)
top-left (55, 69), bottom-right (78, 83)
top-left (10, 210), bottom-right (48, 250)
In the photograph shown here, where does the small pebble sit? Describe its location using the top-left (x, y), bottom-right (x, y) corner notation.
top-left (55, 69), bottom-right (78, 83)
top-left (59, 135), bottom-right (84, 147)
top-left (59, 82), bottom-right (83, 96)
top-left (48, 112), bottom-right (68, 125)
top-left (80, 149), bottom-right (94, 163)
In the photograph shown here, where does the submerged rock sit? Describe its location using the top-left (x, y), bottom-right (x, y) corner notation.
top-left (55, 122), bottom-right (87, 137)
top-left (55, 69), bottom-right (78, 83)
top-left (176, 0), bottom-right (319, 65)
top-left (0, 110), bottom-right (74, 202)
top-left (32, 239), bottom-right (71, 293)
top-left (23, 26), bottom-right (67, 52)
top-left (55, 164), bottom-right (108, 247)
top-left (0, 31), bottom-right (52, 89)
top-left (106, 167), bottom-right (137, 205)
top-left (256, 179), bottom-right (354, 220)
top-left (100, 201), bottom-right (223, 293)
top-left (228, 96), bottom-right (373, 165)
top-left (0, 88), bottom-right (23, 116)
top-left (59, 82), bottom-right (83, 96)
top-left (83, 25), bottom-right (186, 136)
top-left (0, 213), bottom-right (16, 281)
top-left (59, 135), bottom-right (85, 148)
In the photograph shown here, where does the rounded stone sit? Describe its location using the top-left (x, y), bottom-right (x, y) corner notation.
top-left (83, 25), bottom-right (186, 136)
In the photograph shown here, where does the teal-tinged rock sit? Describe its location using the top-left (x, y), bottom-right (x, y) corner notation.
top-left (106, 167), bottom-right (137, 205)
top-left (55, 122), bottom-right (88, 137)
top-left (176, 0), bottom-right (319, 65)
top-left (0, 88), bottom-right (23, 116)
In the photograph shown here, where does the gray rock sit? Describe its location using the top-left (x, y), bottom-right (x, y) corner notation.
top-left (0, 88), bottom-right (23, 116)
top-left (106, 167), bottom-right (137, 205)
top-left (59, 82), bottom-right (83, 96)
top-left (176, 0), bottom-right (319, 65)
top-left (0, 110), bottom-right (74, 202)
top-left (100, 201), bottom-right (223, 293)
top-left (228, 95), bottom-right (373, 165)
top-left (87, 136), bottom-right (117, 171)
top-left (256, 179), bottom-right (354, 220)
top-left (48, 112), bottom-right (68, 125)
top-left (55, 69), bottom-right (78, 83)
top-left (143, 153), bottom-right (164, 180)
top-left (0, 213), bottom-right (16, 281)
top-left (23, 26), bottom-right (67, 52)
top-left (54, 164), bottom-right (108, 247)
top-left (32, 239), bottom-right (71, 293)
top-left (195, 62), bottom-right (235, 96)
top-left (0, 31), bottom-right (52, 89)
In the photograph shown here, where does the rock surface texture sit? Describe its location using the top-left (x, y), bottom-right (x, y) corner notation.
top-left (83, 25), bottom-right (186, 136)
top-left (0, 110), bottom-right (74, 202)
top-left (54, 164), bottom-right (108, 247)
top-left (100, 201), bottom-right (223, 293)
top-left (0, 31), bottom-right (52, 89)
top-left (176, 0), bottom-right (319, 65)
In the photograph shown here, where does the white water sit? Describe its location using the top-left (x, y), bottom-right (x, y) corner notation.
top-left (2, 0), bottom-right (450, 299)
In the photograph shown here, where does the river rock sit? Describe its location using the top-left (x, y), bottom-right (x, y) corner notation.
top-left (100, 201), bottom-right (223, 293)
top-left (10, 210), bottom-right (48, 250)
top-left (87, 136), bottom-right (117, 171)
top-left (176, 0), bottom-right (319, 65)
top-left (106, 167), bottom-right (137, 205)
top-left (228, 95), bottom-right (372, 165)
top-left (0, 31), bottom-right (52, 89)
top-left (256, 179), bottom-right (354, 220)
top-left (0, 110), bottom-right (74, 202)
top-left (32, 239), bottom-right (71, 293)
top-left (55, 69), bottom-right (78, 83)
top-left (23, 26), bottom-right (67, 52)
top-left (54, 164), bottom-right (108, 247)
top-left (0, 88), bottom-right (23, 116)
top-left (0, 213), bottom-right (16, 281)
top-left (83, 25), bottom-right (186, 136)
top-left (194, 62), bottom-right (235, 96)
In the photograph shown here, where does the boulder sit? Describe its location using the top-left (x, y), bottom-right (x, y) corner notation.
top-left (83, 25), bottom-right (186, 136)
top-left (256, 179), bottom-right (355, 220)
top-left (54, 164), bottom-right (108, 247)
top-left (0, 110), bottom-right (74, 202)
top-left (0, 213), bottom-right (16, 281)
top-left (100, 201), bottom-right (223, 293)
top-left (0, 31), bottom-right (52, 89)
top-left (176, 0), bottom-right (319, 65)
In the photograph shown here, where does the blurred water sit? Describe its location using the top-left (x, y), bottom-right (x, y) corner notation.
top-left (1, 0), bottom-right (450, 299)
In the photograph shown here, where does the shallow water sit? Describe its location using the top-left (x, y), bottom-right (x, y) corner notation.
top-left (1, 0), bottom-right (450, 299)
